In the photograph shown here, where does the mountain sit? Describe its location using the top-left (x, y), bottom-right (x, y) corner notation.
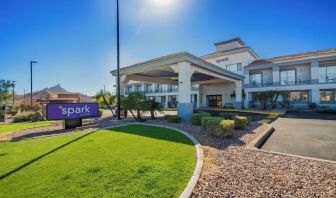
top-left (15, 84), bottom-right (92, 102)
top-left (38, 84), bottom-right (69, 93)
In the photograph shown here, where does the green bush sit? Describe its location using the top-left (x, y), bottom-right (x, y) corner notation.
top-left (13, 111), bottom-right (45, 123)
top-left (167, 115), bottom-right (182, 123)
top-left (234, 116), bottom-right (248, 129)
top-left (219, 112), bottom-right (238, 120)
top-left (317, 109), bottom-right (336, 114)
top-left (201, 116), bottom-right (223, 128)
top-left (206, 119), bottom-right (235, 138)
top-left (191, 112), bottom-right (211, 125)
top-left (99, 109), bottom-right (103, 117)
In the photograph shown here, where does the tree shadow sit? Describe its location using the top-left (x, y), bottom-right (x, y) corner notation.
top-left (0, 131), bottom-right (95, 180)
top-left (106, 124), bottom-right (194, 146)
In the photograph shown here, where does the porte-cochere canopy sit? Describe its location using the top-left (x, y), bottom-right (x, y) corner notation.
top-left (111, 51), bottom-right (244, 120)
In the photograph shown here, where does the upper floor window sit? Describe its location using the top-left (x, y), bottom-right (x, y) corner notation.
top-left (125, 85), bottom-right (133, 93)
top-left (249, 73), bottom-right (262, 87)
top-left (134, 84), bottom-right (142, 92)
top-left (280, 70), bottom-right (296, 85)
top-left (319, 65), bottom-right (336, 83)
top-left (144, 84), bottom-right (152, 92)
top-left (320, 89), bottom-right (336, 102)
top-left (225, 63), bottom-right (242, 72)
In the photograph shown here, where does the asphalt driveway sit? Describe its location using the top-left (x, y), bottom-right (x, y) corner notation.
top-left (262, 111), bottom-right (336, 161)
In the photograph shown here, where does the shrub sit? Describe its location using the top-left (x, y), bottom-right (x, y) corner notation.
top-left (205, 119), bottom-right (235, 138)
top-left (201, 116), bottom-right (223, 128)
top-left (191, 112), bottom-right (211, 125)
top-left (99, 109), bottom-right (103, 117)
top-left (219, 112), bottom-right (238, 120)
top-left (13, 111), bottom-right (45, 123)
top-left (167, 115), bottom-right (181, 123)
top-left (317, 109), bottom-right (336, 114)
top-left (234, 116), bottom-right (248, 129)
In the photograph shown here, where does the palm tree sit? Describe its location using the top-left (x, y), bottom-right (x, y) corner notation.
top-left (145, 98), bottom-right (163, 119)
top-left (93, 90), bottom-right (116, 116)
top-left (122, 92), bottom-right (146, 121)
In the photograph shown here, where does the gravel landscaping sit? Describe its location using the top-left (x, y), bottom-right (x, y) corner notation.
top-left (2, 117), bottom-right (335, 197)
top-left (142, 120), bottom-right (336, 197)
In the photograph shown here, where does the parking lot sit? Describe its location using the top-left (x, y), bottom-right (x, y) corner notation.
top-left (262, 111), bottom-right (336, 161)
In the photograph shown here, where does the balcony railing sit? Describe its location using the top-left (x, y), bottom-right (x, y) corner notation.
top-left (125, 86), bottom-right (200, 95)
top-left (248, 79), bottom-right (315, 88)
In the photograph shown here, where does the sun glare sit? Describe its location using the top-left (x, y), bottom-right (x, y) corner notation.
top-left (151, 0), bottom-right (175, 8)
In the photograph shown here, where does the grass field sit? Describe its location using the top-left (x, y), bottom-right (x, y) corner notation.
top-left (0, 121), bottom-right (57, 135)
top-left (0, 124), bottom-right (196, 197)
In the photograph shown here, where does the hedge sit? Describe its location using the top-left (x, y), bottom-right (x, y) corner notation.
top-left (219, 112), bottom-right (238, 120)
top-left (234, 116), bottom-right (248, 129)
top-left (205, 119), bottom-right (235, 138)
top-left (167, 115), bottom-right (182, 123)
top-left (13, 111), bottom-right (45, 123)
top-left (191, 112), bottom-right (211, 125)
top-left (201, 116), bottom-right (223, 128)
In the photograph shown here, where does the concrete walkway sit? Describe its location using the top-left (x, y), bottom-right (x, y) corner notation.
top-left (262, 111), bottom-right (336, 161)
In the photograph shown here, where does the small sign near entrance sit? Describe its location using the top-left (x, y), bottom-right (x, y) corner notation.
top-left (46, 103), bottom-right (99, 120)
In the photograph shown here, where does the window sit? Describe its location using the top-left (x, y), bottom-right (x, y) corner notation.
top-left (134, 84), bottom-right (142, 92)
top-left (319, 65), bottom-right (336, 83)
top-left (320, 89), bottom-right (336, 102)
top-left (125, 85), bottom-right (133, 94)
top-left (207, 95), bottom-right (222, 107)
top-left (280, 70), bottom-right (296, 85)
top-left (249, 73), bottom-right (262, 87)
top-left (225, 63), bottom-right (242, 72)
top-left (282, 91), bottom-right (309, 102)
top-left (144, 84), bottom-right (152, 93)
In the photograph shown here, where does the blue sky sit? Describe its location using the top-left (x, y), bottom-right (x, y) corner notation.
top-left (1, 0), bottom-right (335, 96)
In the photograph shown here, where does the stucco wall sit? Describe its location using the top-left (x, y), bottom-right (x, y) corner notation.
top-left (204, 51), bottom-right (256, 76)
top-left (200, 83), bottom-right (235, 107)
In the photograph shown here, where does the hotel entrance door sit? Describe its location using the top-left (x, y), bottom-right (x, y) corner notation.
top-left (207, 95), bottom-right (222, 107)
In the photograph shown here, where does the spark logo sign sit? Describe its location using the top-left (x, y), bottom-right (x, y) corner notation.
top-left (46, 103), bottom-right (99, 120)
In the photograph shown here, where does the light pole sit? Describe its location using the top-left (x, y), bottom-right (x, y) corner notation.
top-left (116, 0), bottom-right (121, 120)
top-left (30, 61), bottom-right (38, 109)
top-left (12, 81), bottom-right (16, 106)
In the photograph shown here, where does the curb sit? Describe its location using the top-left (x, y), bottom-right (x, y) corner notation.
top-left (246, 124), bottom-right (336, 164)
top-left (129, 123), bottom-right (203, 198)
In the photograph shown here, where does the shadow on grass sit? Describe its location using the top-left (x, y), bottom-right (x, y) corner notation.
top-left (0, 131), bottom-right (95, 180)
top-left (107, 124), bottom-right (194, 146)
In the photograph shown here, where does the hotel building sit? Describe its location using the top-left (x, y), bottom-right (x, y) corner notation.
top-left (111, 38), bottom-right (336, 119)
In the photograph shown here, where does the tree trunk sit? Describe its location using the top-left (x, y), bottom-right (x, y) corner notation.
top-left (151, 110), bottom-right (155, 120)
top-left (129, 109), bottom-right (137, 120)
top-left (102, 95), bottom-right (116, 117)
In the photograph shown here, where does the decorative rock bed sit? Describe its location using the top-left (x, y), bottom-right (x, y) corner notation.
top-left (1, 117), bottom-right (335, 197)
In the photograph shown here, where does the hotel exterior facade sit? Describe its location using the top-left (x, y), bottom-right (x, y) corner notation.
top-left (111, 38), bottom-right (336, 119)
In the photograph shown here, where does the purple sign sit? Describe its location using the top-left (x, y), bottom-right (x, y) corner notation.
top-left (46, 103), bottom-right (99, 120)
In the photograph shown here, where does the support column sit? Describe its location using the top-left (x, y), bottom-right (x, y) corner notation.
top-left (311, 88), bottom-right (320, 105)
top-left (235, 80), bottom-right (242, 109)
top-left (244, 90), bottom-right (249, 109)
top-left (196, 93), bottom-right (200, 108)
top-left (165, 95), bottom-right (168, 108)
top-left (243, 69), bottom-right (250, 88)
top-left (273, 65), bottom-right (280, 86)
top-left (173, 62), bottom-right (194, 121)
top-left (311, 61), bottom-right (319, 84)
top-left (119, 75), bottom-right (127, 95)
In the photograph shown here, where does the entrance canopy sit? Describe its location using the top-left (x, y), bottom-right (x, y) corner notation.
top-left (111, 51), bottom-right (244, 120)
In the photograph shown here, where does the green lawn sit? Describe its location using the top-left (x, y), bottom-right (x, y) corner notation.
top-left (0, 121), bottom-right (57, 135)
top-left (0, 124), bottom-right (196, 197)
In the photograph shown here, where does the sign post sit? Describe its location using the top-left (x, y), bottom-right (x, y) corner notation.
top-left (46, 103), bottom-right (99, 129)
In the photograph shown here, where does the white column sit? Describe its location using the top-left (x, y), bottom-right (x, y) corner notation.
top-left (243, 69), bottom-right (249, 87)
top-left (311, 61), bottom-right (319, 84)
top-left (196, 93), bottom-right (200, 108)
top-left (119, 75), bottom-right (127, 95)
top-left (235, 80), bottom-right (242, 109)
top-left (175, 62), bottom-right (194, 121)
top-left (244, 90), bottom-right (249, 109)
top-left (165, 95), bottom-right (168, 108)
top-left (311, 88), bottom-right (320, 105)
top-left (273, 65), bottom-right (280, 86)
